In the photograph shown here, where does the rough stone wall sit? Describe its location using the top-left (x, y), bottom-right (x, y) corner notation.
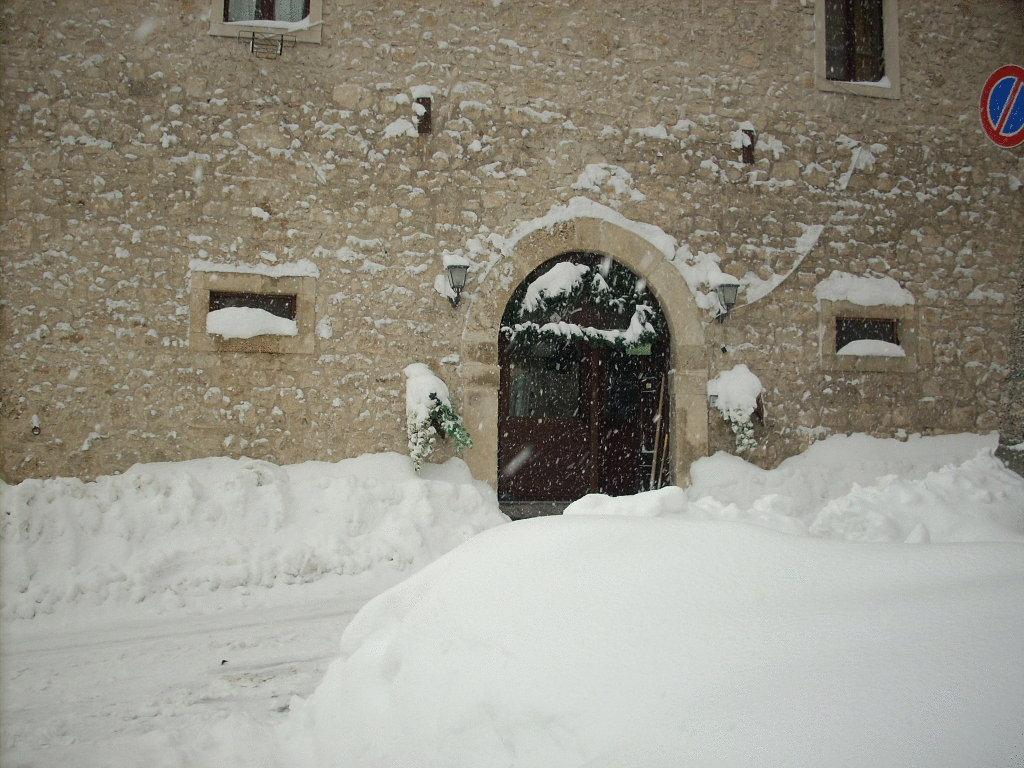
top-left (1, 0), bottom-right (1021, 482)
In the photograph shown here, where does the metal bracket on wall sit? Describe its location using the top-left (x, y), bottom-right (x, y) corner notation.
top-left (239, 31), bottom-right (296, 59)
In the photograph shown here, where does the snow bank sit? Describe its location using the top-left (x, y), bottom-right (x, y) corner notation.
top-left (277, 516), bottom-right (1024, 767)
top-left (0, 454), bottom-right (507, 619)
top-left (814, 270), bottom-right (915, 306)
top-left (837, 338), bottom-right (905, 357)
top-left (568, 432), bottom-right (1024, 544)
top-left (206, 307), bottom-right (297, 339)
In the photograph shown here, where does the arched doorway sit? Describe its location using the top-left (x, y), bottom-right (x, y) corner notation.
top-left (457, 213), bottom-right (708, 498)
top-left (498, 252), bottom-right (672, 508)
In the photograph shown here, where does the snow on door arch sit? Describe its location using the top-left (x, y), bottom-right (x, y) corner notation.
top-left (498, 252), bottom-right (672, 509)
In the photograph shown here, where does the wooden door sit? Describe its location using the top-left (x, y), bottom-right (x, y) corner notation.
top-left (498, 338), bottom-right (668, 502)
top-left (498, 339), bottom-right (592, 501)
top-left (594, 348), bottom-right (665, 496)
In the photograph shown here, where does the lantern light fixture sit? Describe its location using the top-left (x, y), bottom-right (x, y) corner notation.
top-left (714, 282), bottom-right (740, 322)
top-left (446, 262), bottom-right (470, 308)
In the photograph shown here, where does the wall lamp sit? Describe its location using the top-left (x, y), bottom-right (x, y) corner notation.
top-left (446, 262), bottom-right (470, 308)
top-left (714, 282), bottom-right (740, 322)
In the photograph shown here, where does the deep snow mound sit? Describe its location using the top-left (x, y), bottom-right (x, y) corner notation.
top-left (1, 454), bottom-right (507, 619)
top-left (567, 432), bottom-right (1024, 543)
top-left (279, 517), bottom-right (1024, 768)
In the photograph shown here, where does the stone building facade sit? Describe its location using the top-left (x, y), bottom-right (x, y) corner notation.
top-left (1, 0), bottom-right (1021, 488)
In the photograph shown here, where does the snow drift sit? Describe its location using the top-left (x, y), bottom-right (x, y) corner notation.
top-left (568, 432), bottom-right (1024, 543)
top-left (277, 517), bottom-right (1024, 768)
top-left (0, 454), bottom-right (507, 619)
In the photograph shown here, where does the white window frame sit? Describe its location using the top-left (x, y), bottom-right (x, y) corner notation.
top-left (208, 0), bottom-right (323, 44)
top-left (814, 0), bottom-right (900, 100)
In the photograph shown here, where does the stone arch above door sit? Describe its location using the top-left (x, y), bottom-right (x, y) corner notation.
top-left (459, 215), bottom-right (709, 490)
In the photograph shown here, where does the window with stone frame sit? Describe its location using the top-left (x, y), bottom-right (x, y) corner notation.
top-left (189, 270), bottom-right (316, 355)
top-left (818, 300), bottom-right (917, 374)
top-left (824, 0), bottom-right (885, 83)
top-left (224, 0), bottom-right (310, 23)
top-left (814, 0), bottom-right (898, 99)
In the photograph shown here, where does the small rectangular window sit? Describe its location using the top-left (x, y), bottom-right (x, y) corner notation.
top-left (224, 0), bottom-right (310, 22)
top-left (741, 129), bottom-right (757, 164)
top-left (508, 345), bottom-right (582, 420)
top-left (415, 97), bottom-right (433, 135)
top-left (209, 290), bottom-right (297, 320)
top-left (825, 0), bottom-right (884, 82)
top-left (835, 316), bottom-right (898, 352)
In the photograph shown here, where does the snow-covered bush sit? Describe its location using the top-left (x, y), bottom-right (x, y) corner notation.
top-left (707, 364), bottom-right (764, 454)
top-left (403, 363), bottom-right (472, 470)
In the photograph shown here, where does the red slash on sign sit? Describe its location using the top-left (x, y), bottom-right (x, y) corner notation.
top-left (981, 64), bottom-right (1024, 148)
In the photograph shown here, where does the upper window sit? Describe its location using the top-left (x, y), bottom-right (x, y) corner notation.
top-left (825, 0), bottom-right (884, 83)
top-left (224, 0), bottom-right (309, 23)
top-left (814, 0), bottom-right (899, 99)
top-left (208, 0), bottom-right (322, 44)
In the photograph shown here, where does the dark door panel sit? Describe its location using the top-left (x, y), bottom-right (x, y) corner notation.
top-left (497, 253), bottom-right (671, 505)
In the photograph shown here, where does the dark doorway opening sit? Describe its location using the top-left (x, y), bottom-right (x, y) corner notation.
top-left (498, 253), bottom-right (671, 511)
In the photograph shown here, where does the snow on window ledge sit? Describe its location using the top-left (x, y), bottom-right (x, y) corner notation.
top-left (836, 339), bottom-right (906, 358)
top-left (206, 307), bottom-right (298, 339)
top-left (207, 0), bottom-right (323, 43)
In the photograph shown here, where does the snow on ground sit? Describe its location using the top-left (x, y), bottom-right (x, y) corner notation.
top-left (271, 518), bottom-right (1024, 768)
top-left (1, 579), bottom-right (374, 768)
top-left (569, 432), bottom-right (1024, 543)
top-left (3, 433), bottom-right (1023, 767)
top-left (1, 453), bottom-right (507, 620)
